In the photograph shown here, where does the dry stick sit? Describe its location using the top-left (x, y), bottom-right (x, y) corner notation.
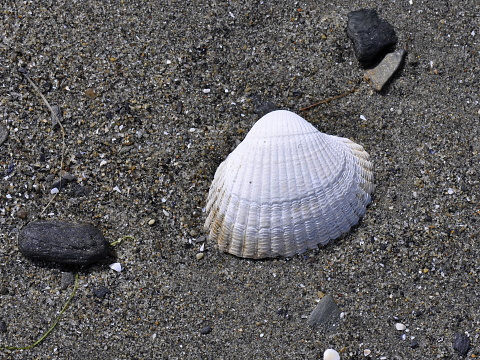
top-left (299, 86), bottom-right (358, 112)
top-left (23, 74), bottom-right (66, 215)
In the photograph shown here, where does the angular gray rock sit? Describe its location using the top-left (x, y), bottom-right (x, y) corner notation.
top-left (347, 9), bottom-right (398, 67)
top-left (307, 294), bottom-right (341, 327)
top-left (18, 221), bottom-right (110, 266)
top-left (364, 49), bottom-right (406, 91)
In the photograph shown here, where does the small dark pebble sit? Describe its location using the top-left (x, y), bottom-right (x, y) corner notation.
top-left (18, 220), bottom-right (110, 266)
top-left (0, 287), bottom-right (8, 295)
top-left (307, 294), bottom-right (341, 327)
top-left (176, 101), bottom-right (183, 114)
top-left (453, 333), bottom-right (470, 356)
top-left (17, 208), bottom-right (28, 219)
top-left (0, 319), bottom-right (7, 333)
top-left (0, 123), bottom-right (9, 147)
top-left (93, 286), bottom-right (111, 298)
top-left (410, 338), bottom-right (419, 349)
top-left (199, 326), bottom-right (212, 335)
top-left (347, 9), bottom-right (398, 68)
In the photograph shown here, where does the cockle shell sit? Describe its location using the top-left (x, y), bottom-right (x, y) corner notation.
top-left (204, 110), bottom-right (374, 259)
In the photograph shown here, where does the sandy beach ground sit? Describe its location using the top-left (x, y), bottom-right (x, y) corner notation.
top-left (1, 1), bottom-right (479, 359)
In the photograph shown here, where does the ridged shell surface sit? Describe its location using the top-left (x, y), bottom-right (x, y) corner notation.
top-left (205, 110), bottom-right (374, 259)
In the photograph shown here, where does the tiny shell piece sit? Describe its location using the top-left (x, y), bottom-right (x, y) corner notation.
top-left (324, 349), bottom-right (340, 360)
top-left (204, 110), bottom-right (374, 259)
top-left (109, 263), bottom-right (123, 272)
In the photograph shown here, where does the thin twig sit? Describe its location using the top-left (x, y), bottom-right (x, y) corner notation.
top-left (22, 73), bottom-right (66, 215)
top-left (300, 86), bottom-right (358, 112)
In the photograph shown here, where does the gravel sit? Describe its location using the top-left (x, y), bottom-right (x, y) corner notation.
top-left (1, 1), bottom-right (479, 359)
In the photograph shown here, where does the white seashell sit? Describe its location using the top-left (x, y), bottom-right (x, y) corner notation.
top-left (324, 349), bottom-right (340, 360)
top-left (204, 110), bottom-right (374, 259)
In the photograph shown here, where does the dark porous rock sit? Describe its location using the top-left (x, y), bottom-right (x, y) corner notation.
top-left (453, 333), bottom-right (470, 356)
top-left (347, 9), bottom-right (398, 67)
top-left (307, 294), bottom-right (341, 328)
top-left (18, 221), bottom-right (109, 266)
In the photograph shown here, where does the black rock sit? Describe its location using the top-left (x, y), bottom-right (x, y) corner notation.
top-left (18, 221), bottom-right (110, 266)
top-left (307, 294), bottom-right (341, 327)
top-left (453, 333), bottom-right (470, 356)
top-left (347, 9), bottom-right (397, 67)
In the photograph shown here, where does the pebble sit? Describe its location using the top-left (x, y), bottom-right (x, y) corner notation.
top-left (364, 50), bottom-right (406, 91)
top-left (0, 319), bottom-right (7, 333)
top-left (0, 123), bottom-right (8, 147)
top-left (453, 333), bottom-right (470, 356)
top-left (61, 272), bottom-right (75, 290)
top-left (196, 252), bottom-right (204, 260)
top-left (199, 325), bottom-right (212, 335)
top-left (395, 322), bottom-right (406, 331)
top-left (347, 9), bottom-right (398, 67)
top-left (18, 221), bottom-right (110, 266)
top-left (307, 294), bottom-right (341, 327)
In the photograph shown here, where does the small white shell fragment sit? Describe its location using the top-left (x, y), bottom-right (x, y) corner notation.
top-left (364, 349), bottom-right (371, 356)
top-left (50, 188), bottom-right (59, 194)
top-left (109, 262), bottom-right (123, 272)
top-left (199, 243), bottom-right (205, 252)
top-left (204, 110), bottom-right (374, 259)
top-left (395, 322), bottom-right (406, 331)
top-left (323, 349), bottom-right (340, 360)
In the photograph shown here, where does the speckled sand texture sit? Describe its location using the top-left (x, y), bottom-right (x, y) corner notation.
top-left (1, 1), bottom-right (479, 359)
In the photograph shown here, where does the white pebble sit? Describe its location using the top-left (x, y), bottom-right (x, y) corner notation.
top-left (364, 349), bottom-right (371, 356)
top-left (359, 114), bottom-right (366, 121)
top-left (196, 253), bottom-right (204, 260)
top-left (50, 188), bottom-right (59, 194)
top-left (395, 322), bottom-right (406, 331)
top-left (324, 349), bottom-right (340, 360)
top-left (109, 263), bottom-right (123, 272)
top-left (202, 88), bottom-right (211, 94)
